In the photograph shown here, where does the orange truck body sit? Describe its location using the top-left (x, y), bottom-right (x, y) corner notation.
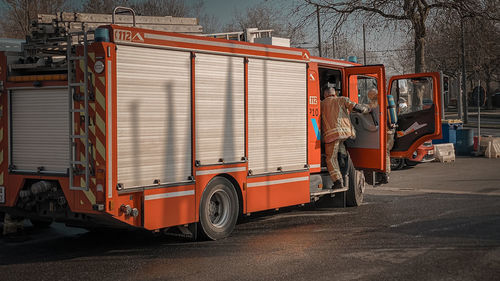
top-left (0, 24), bottom-right (441, 232)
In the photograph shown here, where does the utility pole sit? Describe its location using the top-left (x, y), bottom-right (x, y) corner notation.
top-left (363, 24), bottom-right (367, 65)
top-left (316, 5), bottom-right (322, 57)
top-left (477, 79), bottom-right (481, 145)
top-left (461, 18), bottom-right (468, 123)
top-left (457, 72), bottom-right (462, 120)
top-left (332, 32), bottom-right (335, 58)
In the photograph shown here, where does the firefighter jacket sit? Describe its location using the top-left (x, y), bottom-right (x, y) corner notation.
top-left (321, 95), bottom-right (358, 143)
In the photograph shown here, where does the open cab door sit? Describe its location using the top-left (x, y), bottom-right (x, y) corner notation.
top-left (344, 65), bottom-right (387, 172)
top-left (389, 72), bottom-right (442, 158)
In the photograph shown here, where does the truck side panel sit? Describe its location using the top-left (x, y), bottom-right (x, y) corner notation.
top-left (10, 88), bottom-right (69, 173)
top-left (194, 53), bottom-right (245, 165)
top-left (247, 58), bottom-right (307, 175)
top-left (115, 45), bottom-right (192, 188)
top-left (246, 171), bottom-right (310, 213)
top-left (307, 63), bottom-right (321, 173)
top-left (143, 184), bottom-right (196, 230)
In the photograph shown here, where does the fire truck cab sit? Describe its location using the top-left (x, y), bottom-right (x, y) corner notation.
top-left (0, 21), bottom-right (442, 239)
top-left (311, 58), bottom-right (442, 170)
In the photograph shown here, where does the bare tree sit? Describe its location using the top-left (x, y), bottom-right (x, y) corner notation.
top-left (80, 0), bottom-right (127, 14)
top-left (190, 0), bottom-right (221, 34)
top-left (426, 8), bottom-right (500, 109)
top-left (302, 0), bottom-right (497, 73)
top-left (225, 3), bottom-right (305, 46)
top-left (130, 0), bottom-right (187, 17)
top-left (83, 0), bottom-right (217, 32)
top-left (0, 0), bottom-right (69, 38)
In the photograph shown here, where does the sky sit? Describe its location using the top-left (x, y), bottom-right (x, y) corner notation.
top-left (187, 0), bottom-right (264, 25)
top-left (184, 0), bottom-right (408, 71)
top-left (0, 0), bottom-right (270, 25)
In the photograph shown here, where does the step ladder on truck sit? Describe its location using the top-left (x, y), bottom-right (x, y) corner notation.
top-left (0, 7), bottom-right (443, 239)
top-left (67, 28), bottom-right (92, 192)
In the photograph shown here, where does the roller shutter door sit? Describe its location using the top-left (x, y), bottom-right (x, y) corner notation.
top-left (10, 88), bottom-right (69, 173)
top-left (195, 54), bottom-right (245, 165)
top-left (116, 45), bottom-right (192, 188)
top-left (248, 59), bottom-right (307, 174)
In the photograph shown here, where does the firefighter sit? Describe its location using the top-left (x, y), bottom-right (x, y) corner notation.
top-left (398, 97), bottom-right (408, 114)
top-left (367, 88), bottom-right (394, 184)
top-left (367, 88), bottom-right (378, 108)
top-left (321, 85), bottom-right (370, 189)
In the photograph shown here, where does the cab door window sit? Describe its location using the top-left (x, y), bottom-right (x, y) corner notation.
top-left (390, 76), bottom-right (437, 152)
top-left (356, 75), bottom-right (379, 107)
top-left (346, 75), bottom-right (380, 150)
top-left (391, 77), bottom-right (434, 115)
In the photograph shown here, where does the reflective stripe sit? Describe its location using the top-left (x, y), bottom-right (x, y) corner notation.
top-left (107, 60), bottom-right (113, 198)
top-left (81, 177), bottom-right (96, 205)
top-left (197, 166), bottom-right (246, 176)
top-left (114, 41), bottom-right (307, 63)
top-left (309, 164), bottom-right (321, 169)
top-left (310, 58), bottom-right (355, 66)
top-left (247, 176), bottom-right (309, 188)
top-left (145, 190), bottom-right (195, 201)
top-left (144, 33), bottom-right (303, 56)
top-left (311, 118), bottom-right (320, 140)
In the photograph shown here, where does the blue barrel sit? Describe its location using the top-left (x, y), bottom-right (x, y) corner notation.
top-left (456, 128), bottom-right (474, 155)
top-left (433, 121), bottom-right (462, 145)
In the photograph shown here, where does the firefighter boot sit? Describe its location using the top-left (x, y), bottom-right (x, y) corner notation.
top-left (376, 172), bottom-right (389, 184)
top-left (332, 180), bottom-right (343, 190)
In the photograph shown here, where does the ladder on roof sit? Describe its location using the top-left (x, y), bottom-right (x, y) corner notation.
top-left (67, 29), bottom-right (91, 190)
top-left (204, 28), bottom-right (274, 42)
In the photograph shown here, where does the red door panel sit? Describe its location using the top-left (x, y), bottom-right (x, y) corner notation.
top-left (388, 72), bottom-right (442, 158)
top-left (343, 65), bottom-right (387, 171)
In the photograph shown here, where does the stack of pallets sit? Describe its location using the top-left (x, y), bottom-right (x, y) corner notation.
top-left (35, 12), bottom-right (202, 34)
top-left (23, 12), bottom-right (203, 57)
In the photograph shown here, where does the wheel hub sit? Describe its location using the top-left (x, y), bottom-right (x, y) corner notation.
top-left (208, 189), bottom-right (230, 227)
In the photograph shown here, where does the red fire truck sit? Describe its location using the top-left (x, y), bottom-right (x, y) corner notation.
top-left (0, 16), bottom-right (442, 239)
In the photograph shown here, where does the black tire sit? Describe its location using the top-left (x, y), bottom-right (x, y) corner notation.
top-left (199, 177), bottom-right (239, 240)
top-left (30, 218), bottom-right (53, 228)
top-left (405, 159), bottom-right (419, 167)
top-left (345, 156), bottom-right (365, 207)
top-left (390, 158), bottom-right (405, 170)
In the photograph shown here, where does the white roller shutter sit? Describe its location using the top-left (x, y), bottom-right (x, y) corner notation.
top-left (10, 88), bottom-right (69, 173)
top-left (195, 54), bottom-right (244, 165)
top-left (248, 59), bottom-right (307, 174)
top-left (116, 45), bottom-right (192, 188)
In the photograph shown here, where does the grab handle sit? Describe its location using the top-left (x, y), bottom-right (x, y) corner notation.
top-left (112, 6), bottom-right (136, 26)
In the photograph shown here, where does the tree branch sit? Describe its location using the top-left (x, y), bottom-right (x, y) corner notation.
top-left (305, 0), bottom-right (408, 20)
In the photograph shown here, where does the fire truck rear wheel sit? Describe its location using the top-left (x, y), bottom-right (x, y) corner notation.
top-left (346, 157), bottom-right (365, 207)
top-left (199, 177), bottom-right (239, 240)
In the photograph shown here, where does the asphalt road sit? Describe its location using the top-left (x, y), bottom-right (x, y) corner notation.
top-left (1, 157), bottom-right (499, 281)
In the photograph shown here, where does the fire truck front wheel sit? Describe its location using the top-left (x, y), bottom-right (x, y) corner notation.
top-left (345, 157), bottom-right (365, 207)
top-left (199, 177), bottom-right (239, 240)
